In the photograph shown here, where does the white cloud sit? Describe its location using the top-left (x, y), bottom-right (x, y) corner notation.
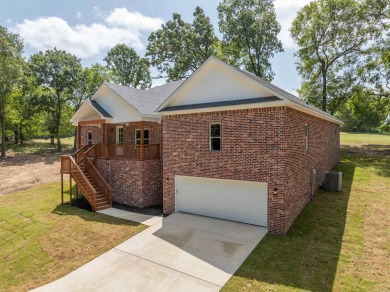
top-left (76, 11), bottom-right (82, 19)
top-left (12, 8), bottom-right (163, 59)
top-left (274, 0), bottom-right (312, 48)
top-left (92, 6), bottom-right (103, 17)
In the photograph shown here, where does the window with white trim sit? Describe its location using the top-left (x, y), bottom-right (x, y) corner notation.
top-left (135, 129), bottom-right (149, 145)
top-left (87, 131), bottom-right (92, 145)
top-left (210, 123), bottom-right (221, 151)
top-left (304, 124), bottom-right (309, 151)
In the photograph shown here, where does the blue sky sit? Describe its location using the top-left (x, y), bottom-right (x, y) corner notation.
top-left (0, 0), bottom-right (311, 93)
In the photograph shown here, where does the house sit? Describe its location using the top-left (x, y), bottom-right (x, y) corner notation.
top-left (62, 57), bottom-right (340, 235)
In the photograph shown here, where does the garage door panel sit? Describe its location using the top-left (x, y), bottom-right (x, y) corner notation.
top-left (175, 176), bottom-right (268, 227)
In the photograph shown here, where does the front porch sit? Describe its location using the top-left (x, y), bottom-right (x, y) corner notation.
top-left (77, 119), bottom-right (161, 161)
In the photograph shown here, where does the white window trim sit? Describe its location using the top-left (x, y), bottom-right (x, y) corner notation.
top-left (87, 131), bottom-right (92, 145)
top-left (135, 128), bottom-right (150, 145)
top-left (210, 123), bottom-right (221, 152)
top-left (304, 124), bottom-right (309, 151)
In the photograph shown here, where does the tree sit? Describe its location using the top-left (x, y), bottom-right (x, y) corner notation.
top-left (146, 6), bottom-right (219, 81)
top-left (29, 48), bottom-right (82, 151)
top-left (0, 26), bottom-right (23, 158)
top-left (291, 0), bottom-right (387, 112)
top-left (71, 63), bottom-right (110, 148)
top-left (104, 44), bottom-right (151, 89)
top-left (218, 0), bottom-right (283, 81)
top-left (6, 61), bottom-right (42, 145)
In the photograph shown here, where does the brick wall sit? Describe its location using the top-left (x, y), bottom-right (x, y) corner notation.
top-left (107, 122), bottom-right (161, 145)
top-left (80, 126), bottom-right (104, 145)
top-left (96, 159), bottom-right (162, 208)
top-left (80, 122), bottom-right (161, 146)
top-left (162, 107), bottom-right (340, 234)
top-left (162, 107), bottom-right (288, 233)
top-left (283, 108), bottom-right (340, 233)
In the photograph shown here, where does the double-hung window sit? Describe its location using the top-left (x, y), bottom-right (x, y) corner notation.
top-left (210, 123), bottom-right (221, 151)
top-left (87, 131), bottom-right (92, 145)
top-left (135, 129), bottom-right (149, 145)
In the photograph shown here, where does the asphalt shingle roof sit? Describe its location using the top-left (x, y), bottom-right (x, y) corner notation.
top-left (90, 100), bottom-right (113, 118)
top-left (105, 80), bottom-right (184, 116)
top-left (160, 96), bottom-right (281, 112)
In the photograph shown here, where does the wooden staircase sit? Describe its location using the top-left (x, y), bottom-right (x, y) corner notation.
top-left (61, 145), bottom-right (112, 211)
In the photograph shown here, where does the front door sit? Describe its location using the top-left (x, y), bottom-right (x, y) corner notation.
top-left (116, 125), bottom-right (124, 155)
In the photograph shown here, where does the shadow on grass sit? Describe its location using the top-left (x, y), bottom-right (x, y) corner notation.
top-left (341, 144), bottom-right (390, 157)
top-left (51, 204), bottom-right (142, 227)
top-left (225, 160), bottom-right (356, 291)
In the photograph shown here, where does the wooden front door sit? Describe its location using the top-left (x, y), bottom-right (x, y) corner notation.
top-left (116, 126), bottom-right (124, 155)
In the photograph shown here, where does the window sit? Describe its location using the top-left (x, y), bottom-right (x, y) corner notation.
top-left (304, 124), bottom-right (309, 151)
top-left (135, 129), bottom-right (149, 145)
top-left (87, 131), bottom-right (92, 145)
top-left (210, 123), bottom-right (221, 151)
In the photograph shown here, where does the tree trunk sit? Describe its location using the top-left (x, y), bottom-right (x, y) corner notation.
top-left (73, 127), bottom-right (77, 150)
top-left (19, 123), bottom-right (24, 145)
top-left (14, 130), bottom-right (19, 144)
top-left (1, 115), bottom-right (5, 159)
top-left (50, 133), bottom-right (54, 145)
top-left (322, 68), bottom-right (327, 112)
top-left (56, 91), bottom-right (62, 152)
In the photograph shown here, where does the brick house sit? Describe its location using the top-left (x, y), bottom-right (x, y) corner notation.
top-left (64, 57), bottom-right (340, 234)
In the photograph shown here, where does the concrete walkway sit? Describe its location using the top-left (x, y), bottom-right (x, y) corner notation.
top-left (34, 211), bottom-right (267, 292)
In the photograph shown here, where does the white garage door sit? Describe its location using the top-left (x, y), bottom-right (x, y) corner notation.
top-left (175, 176), bottom-right (268, 227)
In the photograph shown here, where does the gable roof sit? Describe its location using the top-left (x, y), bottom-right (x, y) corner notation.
top-left (160, 96), bottom-right (281, 112)
top-left (156, 56), bottom-right (341, 125)
top-left (90, 100), bottom-right (113, 118)
top-left (104, 80), bottom-right (184, 116)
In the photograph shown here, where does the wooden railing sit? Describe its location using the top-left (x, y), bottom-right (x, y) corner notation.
top-left (83, 145), bottom-right (112, 205)
top-left (68, 156), bottom-right (98, 211)
top-left (95, 144), bottom-right (160, 160)
top-left (61, 156), bottom-right (71, 174)
top-left (74, 145), bottom-right (88, 164)
top-left (85, 144), bottom-right (98, 162)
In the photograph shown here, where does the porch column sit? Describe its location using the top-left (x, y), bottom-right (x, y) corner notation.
top-left (140, 121), bottom-right (144, 161)
top-left (104, 123), bottom-right (109, 160)
top-left (77, 123), bottom-right (81, 149)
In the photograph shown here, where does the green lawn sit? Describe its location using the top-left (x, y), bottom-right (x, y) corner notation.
top-left (340, 132), bottom-right (390, 145)
top-left (3, 137), bottom-right (74, 155)
top-left (0, 183), bottom-right (146, 291)
top-left (224, 132), bottom-right (390, 291)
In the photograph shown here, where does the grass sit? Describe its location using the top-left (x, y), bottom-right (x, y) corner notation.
top-left (0, 183), bottom-right (146, 291)
top-left (223, 132), bottom-right (390, 291)
top-left (3, 137), bottom-right (74, 155)
top-left (340, 132), bottom-right (390, 145)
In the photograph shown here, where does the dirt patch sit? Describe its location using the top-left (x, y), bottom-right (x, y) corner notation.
top-left (0, 151), bottom-right (72, 195)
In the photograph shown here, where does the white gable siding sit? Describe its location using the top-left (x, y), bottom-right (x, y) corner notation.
top-left (165, 61), bottom-right (272, 108)
top-left (93, 85), bottom-right (144, 123)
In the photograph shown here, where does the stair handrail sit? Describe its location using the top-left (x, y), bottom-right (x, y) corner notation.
top-left (69, 155), bottom-right (98, 210)
top-left (74, 145), bottom-right (88, 164)
top-left (83, 149), bottom-right (113, 205)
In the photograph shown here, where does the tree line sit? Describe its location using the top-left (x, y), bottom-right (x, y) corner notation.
top-left (1, 0), bottom-right (389, 158)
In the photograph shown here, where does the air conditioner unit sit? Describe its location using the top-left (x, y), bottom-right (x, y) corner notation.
top-left (325, 171), bottom-right (342, 192)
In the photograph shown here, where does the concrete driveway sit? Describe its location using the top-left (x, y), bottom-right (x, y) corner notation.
top-left (34, 212), bottom-right (267, 292)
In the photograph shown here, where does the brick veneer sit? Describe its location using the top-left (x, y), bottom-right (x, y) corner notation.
top-left (79, 122), bottom-right (163, 208)
top-left (96, 159), bottom-right (162, 208)
top-left (162, 106), bottom-right (340, 234)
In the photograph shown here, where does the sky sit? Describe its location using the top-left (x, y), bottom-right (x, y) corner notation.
top-left (0, 0), bottom-right (312, 94)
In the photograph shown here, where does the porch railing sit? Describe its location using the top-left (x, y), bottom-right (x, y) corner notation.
top-left (88, 144), bottom-right (160, 160)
